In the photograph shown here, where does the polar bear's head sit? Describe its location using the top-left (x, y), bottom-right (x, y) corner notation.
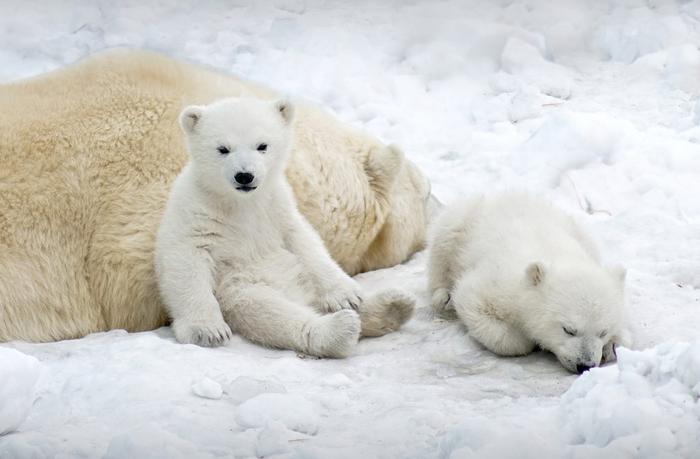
top-left (523, 262), bottom-right (629, 374)
top-left (179, 97), bottom-right (294, 196)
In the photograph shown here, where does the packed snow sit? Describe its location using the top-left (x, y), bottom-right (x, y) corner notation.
top-left (0, 349), bottom-right (40, 436)
top-left (1, 0), bottom-right (699, 457)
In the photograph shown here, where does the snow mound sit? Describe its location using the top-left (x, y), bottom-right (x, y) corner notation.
top-left (191, 377), bottom-right (223, 400)
top-left (440, 341), bottom-right (700, 458)
top-left (595, 4), bottom-right (692, 64)
top-left (512, 111), bottom-right (635, 186)
top-left (562, 341), bottom-right (700, 457)
top-left (500, 37), bottom-right (572, 99)
top-left (236, 393), bottom-right (320, 435)
top-left (0, 348), bottom-right (40, 435)
top-left (226, 376), bottom-right (286, 404)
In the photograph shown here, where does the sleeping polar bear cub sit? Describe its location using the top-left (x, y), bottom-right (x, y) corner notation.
top-left (155, 97), bottom-right (414, 358)
top-left (428, 192), bottom-right (631, 373)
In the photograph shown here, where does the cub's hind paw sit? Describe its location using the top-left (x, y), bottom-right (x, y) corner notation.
top-left (359, 289), bottom-right (415, 337)
top-left (307, 310), bottom-right (361, 358)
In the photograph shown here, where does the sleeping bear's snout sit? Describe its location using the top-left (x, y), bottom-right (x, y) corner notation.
top-left (571, 346), bottom-right (602, 374)
top-left (560, 356), bottom-right (597, 374)
top-left (575, 363), bottom-right (594, 374)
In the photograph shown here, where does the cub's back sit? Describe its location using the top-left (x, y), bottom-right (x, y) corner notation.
top-left (461, 192), bottom-right (591, 269)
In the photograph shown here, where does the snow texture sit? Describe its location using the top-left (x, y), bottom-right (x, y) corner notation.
top-left (0, 348), bottom-right (40, 435)
top-left (1, 0), bottom-right (699, 457)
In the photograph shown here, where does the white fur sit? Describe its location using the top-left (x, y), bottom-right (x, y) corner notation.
top-left (155, 97), bottom-right (414, 357)
top-left (428, 192), bottom-right (631, 373)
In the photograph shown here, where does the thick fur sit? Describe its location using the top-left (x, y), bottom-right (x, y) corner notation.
top-left (155, 98), bottom-right (415, 357)
top-left (428, 192), bottom-right (631, 373)
top-left (0, 49), bottom-right (430, 343)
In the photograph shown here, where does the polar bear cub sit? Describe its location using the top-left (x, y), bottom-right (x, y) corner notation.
top-left (155, 97), bottom-right (414, 358)
top-left (428, 192), bottom-right (631, 373)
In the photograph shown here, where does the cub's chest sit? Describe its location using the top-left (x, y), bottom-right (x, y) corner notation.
top-left (188, 210), bottom-right (287, 260)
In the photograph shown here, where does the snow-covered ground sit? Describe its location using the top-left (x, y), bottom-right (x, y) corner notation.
top-left (1, 0), bottom-right (699, 457)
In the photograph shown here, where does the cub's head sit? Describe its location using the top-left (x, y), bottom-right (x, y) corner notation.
top-left (524, 262), bottom-right (629, 374)
top-left (179, 97), bottom-right (295, 195)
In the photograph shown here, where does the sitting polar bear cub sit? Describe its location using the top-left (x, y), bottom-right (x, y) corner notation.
top-left (428, 192), bottom-right (631, 373)
top-left (156, 97), bottom-right (414, 358)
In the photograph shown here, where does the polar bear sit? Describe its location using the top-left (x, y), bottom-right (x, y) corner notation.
top-left (428, 192), bottom-right (631, 373)
top-left (0, 49), bottom-right (431, 343)
top-left (155, 97), bottom-right (415, 357)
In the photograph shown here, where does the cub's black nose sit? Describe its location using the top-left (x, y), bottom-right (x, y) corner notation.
top-left (576, 364), bottom-right (592, 374)
top-left (234, 172), bottom-right (254, 185)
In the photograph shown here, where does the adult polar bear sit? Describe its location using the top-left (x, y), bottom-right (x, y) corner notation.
top-left (0, 48), bottom-right (431, 343)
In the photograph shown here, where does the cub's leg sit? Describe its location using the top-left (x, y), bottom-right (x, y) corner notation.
top-left (452, 277), bottom-right (535, 356)
top-left (427, 198), bottom-right (480, 315)
top-left (218, 282), bottom-right (361, 358)
top-left (157, 246), bottom-right (232, 347)
top-left (427, 222), bottom-right (458, 313)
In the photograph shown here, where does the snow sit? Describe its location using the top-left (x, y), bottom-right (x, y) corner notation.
top-left (236, 393), bottom-right (320, 435)
top-left (0, 348), bottom-right (40, 436)
top-left (439, 342), bottom-right (700, 458)
top-left (191, 377), bottom-right (224, 400)
top-left (1, 0), bottom-right (699, 457)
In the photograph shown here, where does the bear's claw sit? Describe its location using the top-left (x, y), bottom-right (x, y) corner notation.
top-left (173, 319), bottom-right (232, 347)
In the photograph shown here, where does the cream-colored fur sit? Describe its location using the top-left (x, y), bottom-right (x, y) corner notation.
top-left (0, 49), bottom-right (430, 343)
top-left (428, 192), bottom-right (631, 373)
top-left (156, 98), bottom-right (414, 357)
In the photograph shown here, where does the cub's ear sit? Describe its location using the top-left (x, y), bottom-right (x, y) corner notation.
top-left (526, 262), bottom-right (546, 287)
top-left (274, 99), bottom-right (295, 125)
top-left (179, 105), bottom-right (204, 134)
top-left (608, 264), bottom-right (627, 284)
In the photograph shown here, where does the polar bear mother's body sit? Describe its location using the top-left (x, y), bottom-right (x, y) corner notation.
top-left (0, 49), bottom-right (430, 343)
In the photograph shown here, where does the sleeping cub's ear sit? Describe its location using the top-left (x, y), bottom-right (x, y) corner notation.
top-left (274, 99), bottom-right (295, 125)
top-left (179, 105), bottom-right (204, 134)
top-left (526, 262), bottom-right (546, 287)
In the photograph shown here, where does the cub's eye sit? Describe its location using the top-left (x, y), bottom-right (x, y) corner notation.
top-left (217, 146), bottom-right (230, 155)
top-left (563, 326), bottom-right (577, 337)
top-left (256, 143), bottom-right (268, 152)
top-left (599, 330), bottom-right (608, 339)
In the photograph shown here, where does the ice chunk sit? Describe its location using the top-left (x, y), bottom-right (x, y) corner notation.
top-left (226, 376), bottom-right (286, 404)
top-left (236, 393), bottom-right (320, 435)
top-left (191, 377), bottom-right (223, 400)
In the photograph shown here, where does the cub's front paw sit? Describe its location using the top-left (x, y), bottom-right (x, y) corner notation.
top-left (317, 281), bottom-right (363, 313)
top-left (431, 288), bottom-right (453, 314)
top-left (172, 318), bottom-right (232, 347)
top-left (602, 329), bottom-right (632, 364)
top-left (602, 341), bottom-right (617, 364)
